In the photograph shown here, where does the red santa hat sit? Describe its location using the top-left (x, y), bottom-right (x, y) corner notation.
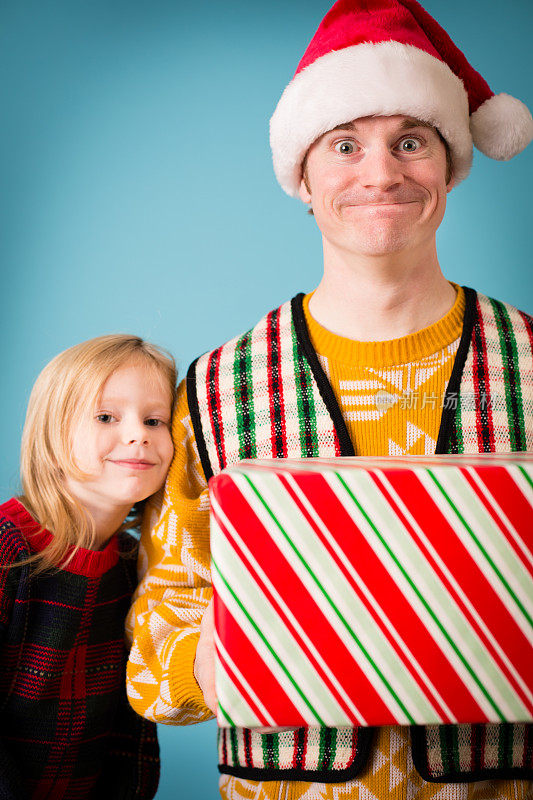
top-left (270, 0), bottom-right (533, 196)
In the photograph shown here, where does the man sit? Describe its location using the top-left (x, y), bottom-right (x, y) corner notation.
top-left (126, 1), bottom-right (533, 797)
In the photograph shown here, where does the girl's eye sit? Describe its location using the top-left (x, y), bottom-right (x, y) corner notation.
top-left (96, 413), bottom-right (114, 423)
top-left (398, 137), bottom-right (421, 153)
top-left (144, 418), bottom-right (162, 427)
top-left (334, 140), bottom-right (355, 155)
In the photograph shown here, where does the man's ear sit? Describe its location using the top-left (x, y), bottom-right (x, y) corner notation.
top-left (299, 177), bottom-right (312, 204)
top-left (446, 174), bottom-right (457, 193)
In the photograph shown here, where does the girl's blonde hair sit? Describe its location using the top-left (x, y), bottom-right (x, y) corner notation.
top-left (19, 334), bottom-right (177, 572)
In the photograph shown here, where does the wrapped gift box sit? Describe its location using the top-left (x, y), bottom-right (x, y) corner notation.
top-left (209, 454), bottom-right (533, 729)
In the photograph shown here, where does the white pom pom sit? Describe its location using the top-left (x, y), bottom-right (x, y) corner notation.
top-left (471, 93), bottom-right (533, 161)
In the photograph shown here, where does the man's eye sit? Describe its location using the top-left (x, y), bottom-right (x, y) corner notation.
top-left (334, 140), bottom-right (355, 155)
top-left (399, 137), bottom-right (421, 153)
top-left (96, 413), bottom-right (114, 423)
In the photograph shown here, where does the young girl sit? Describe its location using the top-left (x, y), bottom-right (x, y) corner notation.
top-left (0, 334), bottom-right (176, 800)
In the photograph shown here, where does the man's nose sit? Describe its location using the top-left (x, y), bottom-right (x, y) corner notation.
top-left (357, 146), bottom-right (404, 191)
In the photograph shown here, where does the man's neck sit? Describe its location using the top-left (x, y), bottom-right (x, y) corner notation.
top-left (309, 239), bottom-right (457, 342)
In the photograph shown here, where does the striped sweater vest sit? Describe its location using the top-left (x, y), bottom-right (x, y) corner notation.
top-left (187, 288), bottom-right (533, 783)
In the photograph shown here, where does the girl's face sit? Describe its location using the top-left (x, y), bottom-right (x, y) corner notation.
top-left (66, 362), bottom-right (174, 526)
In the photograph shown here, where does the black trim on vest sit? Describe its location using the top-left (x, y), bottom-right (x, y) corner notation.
top-left (218, 727), bottom-right (375, 783)
top-left (410, 726), bottom-right (533, 783)
top-left (435, 286), bottom-right (477, 455)
top-left (291, 294), bottom-right (356, 457)
top-left (186, 357), bottom-right (214, 483)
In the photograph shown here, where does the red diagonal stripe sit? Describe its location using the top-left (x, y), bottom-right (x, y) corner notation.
top-left (465, 465), bottom-right (533, 578)
top-left (212, 478), bottom-right (394, 724)
top-left (213, 498), bottom-right (372, 724)
top-left (213, 573), bottom-right (309, 725)
top-left (286, 472), bottom-right (483, 722)
top-left (383, 469), bottom-right (533, 709)
top-left (215, 603), bottom-right (290, 726)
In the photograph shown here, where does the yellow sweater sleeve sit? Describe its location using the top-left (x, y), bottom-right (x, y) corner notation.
top-left (126, 379), bottom-right (213, 725)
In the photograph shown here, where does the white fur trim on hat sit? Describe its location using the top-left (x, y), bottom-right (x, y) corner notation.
top-left (470, 93), bottom-right (533, 161)
top-left (270, 41), bottom-right (473, 197)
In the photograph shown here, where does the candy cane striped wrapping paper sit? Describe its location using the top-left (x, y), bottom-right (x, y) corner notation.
top-left (209, 454), bottom-right (533, 729)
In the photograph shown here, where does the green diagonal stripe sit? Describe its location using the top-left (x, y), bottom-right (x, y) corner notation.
top-left (518, 465), bottom-right (533, 492)
top-left (218, 701), bottom-right (236, 727)
top-left (336, 472), bottom-right (506, 722)
top-left (427, 469), bottom-right (533, 630)
top-left (244, 474), bottom-right (415, 724)
top-left (211, 555), bottom-right (325, 725)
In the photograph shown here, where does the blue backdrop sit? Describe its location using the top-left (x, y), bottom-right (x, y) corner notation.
top-left (1, 1), bottom-right (531, 797)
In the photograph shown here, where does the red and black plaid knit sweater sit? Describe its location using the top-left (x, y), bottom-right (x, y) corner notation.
top-left (0, 498), bottom-right (160, 800)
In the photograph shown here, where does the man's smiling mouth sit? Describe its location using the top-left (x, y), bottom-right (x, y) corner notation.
top-left (345, 201), bottom-right (419, 208)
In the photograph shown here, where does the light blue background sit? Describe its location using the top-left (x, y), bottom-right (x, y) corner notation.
top-left (1, 1), bottom-right (531, 797)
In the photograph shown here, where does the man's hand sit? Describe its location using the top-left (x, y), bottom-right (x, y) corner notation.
top-left (193, 598), bottom-right (217, 715)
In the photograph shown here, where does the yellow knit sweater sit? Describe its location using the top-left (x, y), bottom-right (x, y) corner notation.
top-left (126, 286), bottom-right (530, 799)
top-left (302, 288), bottom-right (465, 457)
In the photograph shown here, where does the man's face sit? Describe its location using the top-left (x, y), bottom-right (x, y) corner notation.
top-left (299, 115), bottom-right (454, 259)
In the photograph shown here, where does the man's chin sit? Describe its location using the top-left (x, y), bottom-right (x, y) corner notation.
top-left (344, 229), bottom-right (414, 257)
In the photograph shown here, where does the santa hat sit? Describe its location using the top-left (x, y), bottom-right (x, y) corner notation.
top-left (270, 0), bottom-right (533, 196)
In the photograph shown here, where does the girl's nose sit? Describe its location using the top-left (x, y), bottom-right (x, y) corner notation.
top-left (123, 419), bottom-right (149, 445)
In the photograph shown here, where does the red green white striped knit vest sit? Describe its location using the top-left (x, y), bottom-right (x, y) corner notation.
top-left (187, 288), bottom-right (533, 783)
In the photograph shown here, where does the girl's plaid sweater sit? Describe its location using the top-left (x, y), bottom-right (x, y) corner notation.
top-left (0, 498), bottom-right (159, 800)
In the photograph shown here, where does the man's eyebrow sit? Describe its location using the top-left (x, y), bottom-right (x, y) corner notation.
top-left (327, 117), bottom-right (435, 133)
top-left (399, 117), bottom-right (435, 131)
top-left (329, 121), bottom-right (357, 132)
